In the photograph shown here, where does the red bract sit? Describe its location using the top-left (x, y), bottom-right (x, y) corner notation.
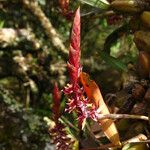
top-left (52, 82), bottom-right (61, 122)
top-left (63, 7), bottom-right (99, 128)
top-left (63, 7), bottom-right (85, 127)
top-left (67, 7), bottom-right (80, 85)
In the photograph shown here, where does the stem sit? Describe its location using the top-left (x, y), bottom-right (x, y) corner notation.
top-left (60, 116), bottom-right (79, 132)
top-left (22, 0), bottom-right (68, 55)
top-left (123, 140), bottom-right (150, 145)
top-left (98, 114), bottom-right (149, 121)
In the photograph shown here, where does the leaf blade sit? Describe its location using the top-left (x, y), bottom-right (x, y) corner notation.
top-left (99, 51), bottom-right (127, 72)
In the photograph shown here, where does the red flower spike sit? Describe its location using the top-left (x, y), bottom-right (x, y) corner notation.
top-left (63, 7), bottom-right (99, 129)
top-left (68, 7), bottom-right (80, 85)
top-left (53, 82), bottom-right (61, 104)
top-left (52, 82), bottom-right (61, 122)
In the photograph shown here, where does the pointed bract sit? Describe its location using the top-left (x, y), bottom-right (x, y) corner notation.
top-left (68, 7), bottom-right (80, 85)
top-left (52, 82), bottom-right (61, 122)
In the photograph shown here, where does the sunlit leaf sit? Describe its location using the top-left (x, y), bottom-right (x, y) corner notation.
top-left (103, 24), bottom-right (128, 54)
top-left (122, 134), bottom-right (148, 150)
top-left (0, 21), bottom-right (4, 28)
top-left (122, 143), bottom-right (147, 150)
top-left (37, 0), bottom-right (46, 5)
top-left (73, 140), bottom-right (79, 150)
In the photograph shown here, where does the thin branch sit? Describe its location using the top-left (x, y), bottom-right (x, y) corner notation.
top-left (81, 10), bottom-right (115, 17)
top-left (123, 140), bottom-right (150, 145)
top-left (22, 0), bottom-right (68, 55)
top-left (60, 116), bottom-right (79, 132)
top-left (98, 113), bottom-right (149, 121)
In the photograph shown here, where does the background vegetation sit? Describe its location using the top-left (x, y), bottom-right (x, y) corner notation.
top-left (0, 0), bottom-right (150, 149)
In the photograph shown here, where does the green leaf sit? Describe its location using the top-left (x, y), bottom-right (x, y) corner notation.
top-left (0, 21), bottom-right (4, 28)
top-left (122, 143), bottom-right (147, 150)
top-left (79, 0), bottom-right (110, 9)
top-left (37, 0), bottom-right (46, 5)
top-left (99, 51), bottom-right (127, 71)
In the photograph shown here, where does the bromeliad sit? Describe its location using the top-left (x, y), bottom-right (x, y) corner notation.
top-left (63, 6), bottom-right (121, 146)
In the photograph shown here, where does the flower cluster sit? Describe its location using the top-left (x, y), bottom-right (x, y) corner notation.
top-left (49, 83), bottom-right (74, 150)
top-left (63, 83), bottom-right (99, 128)
top-left (49, 122), bottom-right (74, 150)
top-left (63, 7), bottom-right (99, 128)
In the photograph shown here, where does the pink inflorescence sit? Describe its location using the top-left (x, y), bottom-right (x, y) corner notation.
top-left (49, 122), bottom-right (74, 150)
top-left (49, 83), bottom-right (74, 150)
top-left (63, 7), bottom-right (99, 128)
top-left (63, 84), bottom-right (99, 122)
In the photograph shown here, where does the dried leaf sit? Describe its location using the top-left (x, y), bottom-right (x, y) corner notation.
top-left (79, 72), bottom-right (121, 146)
